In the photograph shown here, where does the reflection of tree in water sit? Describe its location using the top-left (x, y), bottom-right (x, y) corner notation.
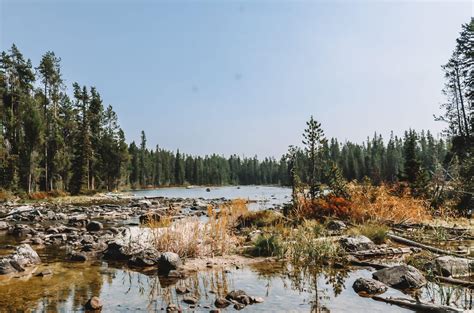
top-left (250, 261), bottom-right (349, 312)
top-left (423, 281), bottom-right (473, 310)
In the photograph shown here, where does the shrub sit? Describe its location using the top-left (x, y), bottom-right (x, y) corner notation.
top-left (349, 223), bottom-right (389, 244)
top-left (237, 210), bottom-right (282, 228)
top-left (250, 234), bottom-right (284, 257)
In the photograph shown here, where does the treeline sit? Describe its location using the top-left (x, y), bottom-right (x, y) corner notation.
top-left (0, 45), bottom-right (129, 194)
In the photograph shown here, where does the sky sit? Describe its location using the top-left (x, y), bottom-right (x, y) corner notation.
top-left (1, 0), bottom-right (472, 157)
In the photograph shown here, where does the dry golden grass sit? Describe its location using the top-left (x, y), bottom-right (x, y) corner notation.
top-left (348, 183), bottom-right (431, 223)
top-left (295, 184), bottom-right (431, 224)
top-left (149, 199), bottom-right (248, 258)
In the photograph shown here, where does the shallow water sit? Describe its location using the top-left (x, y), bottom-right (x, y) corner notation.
top-left (132, 185), bottom-right (291, 210)
top-left (1, 251), bottom-right (472, 313)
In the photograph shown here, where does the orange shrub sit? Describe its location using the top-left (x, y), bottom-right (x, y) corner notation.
top-left (294, 184), bottom-right (431, 224)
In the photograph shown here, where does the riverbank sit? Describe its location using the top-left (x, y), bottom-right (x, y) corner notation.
top-left (0, 187), bottom-right (472, 312)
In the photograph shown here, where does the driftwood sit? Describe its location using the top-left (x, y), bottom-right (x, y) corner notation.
top-left (387, 234), bottom-right (474, 260)
top-left (393, 223), bottom-right (471, 236)
top-left (350, 247), bottom-right (421, 258)
top-left (372, 295), bottom-right (463, 312)
top-left (0, 206), bottom-right (36, 220)
top-left (434, 275), bottom-right (474, 289)
top-left (349, 258), bottom-right (389, 270)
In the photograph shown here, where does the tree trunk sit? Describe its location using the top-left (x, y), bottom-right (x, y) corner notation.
top-left (455, 66), bottom-right (469, 137)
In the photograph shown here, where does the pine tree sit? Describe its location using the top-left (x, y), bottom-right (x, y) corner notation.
top-left (302, 116), bottom-right (326, 200)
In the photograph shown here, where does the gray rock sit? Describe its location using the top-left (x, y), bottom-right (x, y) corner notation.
top-left (434, 256), bottom-right (474, 278)
top-left (158, 252), bottom-right (182, 274)
top-left (327, 220), bottom-right (347, 231)
top-left (103, 242), bottom-right (134, 261)
top-left (128, 249), bottom-right (161, 267)
top-left (373, 265), bottom-right (426, 289)
top-left (86, 221), bottom-right (103, 232)
top-left (0, 221), bottom-right (9, 230)
top-left (0, 244), bottom-right (41, 274)
top-left (352, 277), bottom-right (387, 295)
top-left (226, 290), bottom-right (247, 301)
top-left (340, 235), bottom-right (376, 252)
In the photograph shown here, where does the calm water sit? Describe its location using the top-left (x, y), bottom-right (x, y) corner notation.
top-left (132, 186), bottom-right (291, 209)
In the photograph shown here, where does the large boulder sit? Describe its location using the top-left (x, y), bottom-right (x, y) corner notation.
top-left (158, 252), bottom-right (182, 274)
top-left (0, 244), bottom-right (41, 274)
top-left (373, 265), bottom-right (426, 289)
top-left (352, 277), bottom-right (387, 295)
top-left (434, 256), bottom-right (474, 278)
top-left (340, 235), bottom-right (376, 252)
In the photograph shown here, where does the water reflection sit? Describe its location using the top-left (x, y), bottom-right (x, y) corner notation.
top-left (0, 259), bottom-right (471, 312)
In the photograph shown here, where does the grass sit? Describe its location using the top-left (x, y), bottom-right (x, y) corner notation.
top-left (349, 223), bottom-right (389, 244)
top-left (294, 183), bottom-right (432, 224)
top-left (250, 234), bottom-right (285, 257)
top-left (237, 210), bottom-right (283, 228)
top-left (147, 199), bottom-right (248, 258)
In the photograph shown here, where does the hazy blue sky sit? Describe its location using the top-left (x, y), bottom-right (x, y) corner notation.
top-left (1, 0), bottom-right (471, 157)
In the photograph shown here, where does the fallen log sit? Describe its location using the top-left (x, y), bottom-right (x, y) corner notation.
top-left (372, 295), bottom-right (463, 312)
top-left (350, 247), bottom-right (421, 258)
top-left (387, 234), bottom-right (474, 260)
top-left (434, 276), bottom-right (474, 289)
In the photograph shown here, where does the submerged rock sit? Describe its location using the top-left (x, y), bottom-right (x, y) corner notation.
top-left (85, 296), bottom-right (102, 311)
top-left (158, 252), bottom-right (182, 274)
top-left (373, 265), bottom-right (426, 289)
top-left (70, 252), bottom-right (88, 262)
top-left (340, 235), bottom-right (376, 252)
top-left (0, 244), bottom-right (41, 274)
top-left (352, 277), bottom-right (387, 295)
top-left (434, 256), bottom-right (474, 278)
top-left (183, 295), bottom-right (198, 304)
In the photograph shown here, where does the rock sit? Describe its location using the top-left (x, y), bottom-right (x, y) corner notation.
top-left (128, 249), bottom-right (161, 267)
top-left (246, 230), bottom-right (263, 242)
top-left (70, 252), bottom-right (88, 262)
top-left (166, 304), bottom-right (181, 312)
top-left (373, 265), bottom-right (426, 289)
top-left (434, 256), bottom-right (474, 278)
top-left (183, 296), bottom-right (198, 304)
top-left (327, 220), bottom-right (347, 231)
top-left (103, 241), bottom-right (134, 261)
top-left (35, 268), bottom-right (53, 277)
top-left (10, 224), bottom-right (34, 237)
top-left (86, 221), bottom-right (103, 232)
top-left (206, 188), bottom-right (211, 192)
top-left (176, 286), bottom-right (190, 294)
top-left (250, 296), bottom-right (264, 304)
top-left (352, 277), bottom-right (387, 295)
top-left (0, 221), bottom-right (9, 230)
top-left (236, 295), bottom-right (251, 305)
top-left (234, 303), bottom-right (246, 310)
top-left (226, 290), bottom-right (247, 301)
top-left (138, 199), bottom-right (152, 207)
top-left (0, 244), bottom-right (41, 274)
top-left (139, 212), bottom-right (162, 225)
top-left (210, 310), bottom-right (220, 313)
top-left (340, 235), bottom-right (376, 252)
top-left (85, 296), bottom-right (102, 311)
top-left (158, 252), bottom-right (182, 274)
top-left (214, 298), bottom-right (231, 308)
